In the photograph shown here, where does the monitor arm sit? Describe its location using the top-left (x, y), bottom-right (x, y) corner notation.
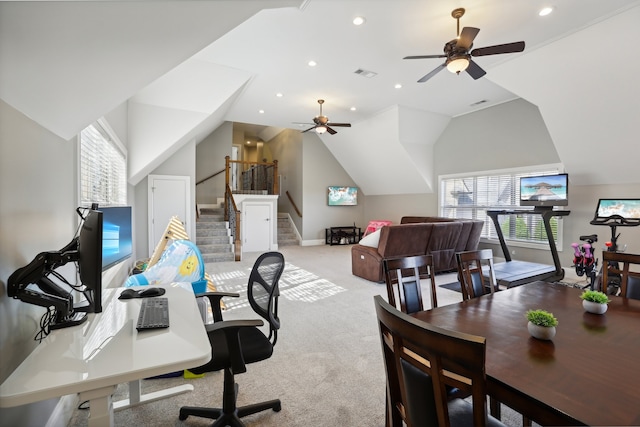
top-left (7, 238), bottom-right (81, 322)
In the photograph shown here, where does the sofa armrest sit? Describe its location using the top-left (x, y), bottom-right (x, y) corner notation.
top-left (351, 244), bottom-right (385, 282)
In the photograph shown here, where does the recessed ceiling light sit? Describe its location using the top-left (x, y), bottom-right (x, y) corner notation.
top-left (308, 60), bottom-right (317, 67)
top-left (259, 110), bottom-right (264, 114)
top-left (394, 83), bottom-right (402, 89)
top-left (246, 141), bottom-right (251, 145)
top-left (353, 16), bottom-right (366, 26)
top-left (276, 93), bottom-right (283, 97)
top-left (350, 106), bottom-right (357, 111)
top-left (539, 7), bottom-right (554, 16)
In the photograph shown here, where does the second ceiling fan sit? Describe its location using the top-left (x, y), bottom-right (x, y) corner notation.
top-left (297, 99), bottom-right (351, 135)
top-left (404, 8), bottom-right (525, 83)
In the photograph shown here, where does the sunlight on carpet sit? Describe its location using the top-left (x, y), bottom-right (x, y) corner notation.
top-left (210, 262), bottom-right (346, 311)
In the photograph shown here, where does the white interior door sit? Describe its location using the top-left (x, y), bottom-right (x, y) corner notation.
top-left (148, 175), bottom-right (191, 256)
top-left (243, 203), bottom-right (271, 253)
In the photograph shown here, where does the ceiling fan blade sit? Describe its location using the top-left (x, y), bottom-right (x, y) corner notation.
top-left (404, 54), bottom-right (447, 60)
top-left (301, 126), bottom-right (316, 133)
top-left (418, 63), bottom-right (446, 83)
top-left (471, 41), bottom-right (525, 57)
top-left (327, 123), bottom-right (351, 127)
top-left (326, 126), bottom-right (337, 135)
top-left (466, 60), bottom-right (486, 80)
top-left (457, 27), bottom-right (480, 51)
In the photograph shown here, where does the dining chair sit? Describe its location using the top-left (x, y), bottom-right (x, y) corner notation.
top-left (383, 254), bottom-right (437, 314)
top-left (602, 251), bottom-right (640, 300)
top-left (179, 251), bottom-right (285, 427)
top-left (456, 249), bottom-right (499, 300)
top-left (373, 295), bottom-right (506, 427)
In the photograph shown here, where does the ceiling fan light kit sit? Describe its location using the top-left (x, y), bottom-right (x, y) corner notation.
top-left (404, 7), bottom-right (525, 83)
top-left (447, 56), bottom-right (470, 74)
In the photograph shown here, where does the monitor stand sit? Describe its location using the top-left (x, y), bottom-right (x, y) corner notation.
top-left (487, 208), bottom-right (570, 288)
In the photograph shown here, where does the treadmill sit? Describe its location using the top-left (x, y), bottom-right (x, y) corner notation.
top-left (487, 207), bottom-right (570, 288)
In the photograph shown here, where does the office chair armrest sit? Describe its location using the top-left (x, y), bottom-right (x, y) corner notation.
top-left (196, 291), bottom-right (240, 322)
top-left (206, 319), bottom-right (264, 374)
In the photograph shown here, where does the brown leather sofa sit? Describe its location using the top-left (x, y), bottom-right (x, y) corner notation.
top-left (351, 216), bottom-right (483, 282)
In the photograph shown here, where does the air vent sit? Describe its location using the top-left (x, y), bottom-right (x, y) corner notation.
top-left (470, 99), bottom-right (488, 106)
top-left (354, 68), bottom-right (378, 78)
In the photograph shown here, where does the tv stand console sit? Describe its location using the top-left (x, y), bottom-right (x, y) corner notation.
top-left (326, 226), bottom-right (362, 246)
top-left (487, 207), bottom-right (570, 287)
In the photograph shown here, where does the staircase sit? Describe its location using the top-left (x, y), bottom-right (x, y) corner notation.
top-left (196, 206), bottom-right (235, 263)
top-left (277, 214), bottom-right (298, 247)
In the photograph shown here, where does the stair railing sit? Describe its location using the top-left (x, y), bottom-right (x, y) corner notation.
top-left (286, 191), bottom-right (302, 218)
top-left (225, 184), bottom-right (242, 261)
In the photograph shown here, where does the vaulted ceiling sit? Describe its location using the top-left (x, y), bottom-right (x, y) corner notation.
top-left (1, 1), bottom-right (639, 193)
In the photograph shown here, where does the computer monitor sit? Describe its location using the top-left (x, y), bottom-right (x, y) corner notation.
top-left (101, 206), bottom-right (132, 271)
top-left (75, 209), bottom-right (103, 313)
top-left (519, 173), bottom-right (569, 208)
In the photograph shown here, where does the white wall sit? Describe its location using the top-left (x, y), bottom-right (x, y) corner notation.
top-left (195, 122), bottom-right (233, 205)
top-left (0, 99), bottom-right (78, 426)
top-left (302, 132), bottom-right (364, 243)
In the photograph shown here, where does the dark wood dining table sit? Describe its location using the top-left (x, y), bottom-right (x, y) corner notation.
top-left (412, 281), bottom-right (640, 426)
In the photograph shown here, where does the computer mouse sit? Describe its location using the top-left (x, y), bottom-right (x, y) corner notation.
top-left (139, 287), bottom-right (166, 298)
top-left (118, 288), bottom-right (139, 300)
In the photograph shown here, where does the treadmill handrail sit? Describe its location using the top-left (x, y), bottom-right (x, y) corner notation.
top-left (486, 209), bottom-right (570, 275)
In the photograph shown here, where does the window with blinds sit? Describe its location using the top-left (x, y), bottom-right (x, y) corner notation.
top-left (80, 120), bottom-right (126, 206)
top-left (439, 165), bottom-right (564, 247)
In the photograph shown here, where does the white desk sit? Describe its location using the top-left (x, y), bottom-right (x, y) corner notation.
top-left (0, 285), bottom-right (211, 427)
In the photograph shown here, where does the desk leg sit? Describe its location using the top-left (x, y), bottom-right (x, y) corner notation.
top-left (79, 385), bottom-right (117, 427)
top-left (113, 379), bottom-right (195, 410)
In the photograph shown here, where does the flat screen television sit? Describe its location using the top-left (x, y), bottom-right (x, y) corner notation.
top-left (519, 173), bottom-right (568, 208)
top-left (328, 186), bottom-right (358, 206)
top-left (101, 206), bottom-right (133, 271)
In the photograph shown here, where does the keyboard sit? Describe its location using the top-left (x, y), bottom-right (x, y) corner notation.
top-left (136, 298), bottom-right (170, 331)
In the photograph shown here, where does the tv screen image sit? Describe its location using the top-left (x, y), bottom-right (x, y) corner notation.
top-left (595, 199), bottom-right (640, 219)
top-left (101, 206), bottom-right (133, 271)
top-left (520, 173), bottom-right (568, 207)
top-left (328, 186), bottom-right (358, 206)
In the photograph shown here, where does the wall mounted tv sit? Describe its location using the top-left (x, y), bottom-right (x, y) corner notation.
top-left (519, 173), bottom-right (568, 208)
top-left (328, 186), bottom-right (358, 206)
top-left (101, 206), bottom-right (133, 270)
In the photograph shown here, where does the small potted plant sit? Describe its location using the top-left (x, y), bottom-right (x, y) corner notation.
top-left (526, 309), bottom-right (558, 340)
top-left (580, 290), bottom-right (610, 314)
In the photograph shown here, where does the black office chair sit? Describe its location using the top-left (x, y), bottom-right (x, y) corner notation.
top-left (179, 251), bottom-right (285, 427)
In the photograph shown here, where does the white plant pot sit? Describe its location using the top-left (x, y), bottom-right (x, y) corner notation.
top-left (527, 322), bottom-right (556, 340)
top-left (583, 300), bottom-right (608, 314)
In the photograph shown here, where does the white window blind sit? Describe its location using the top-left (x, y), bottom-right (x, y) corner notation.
top-left (80, 120), bottom-right (126, 206)
top-left (439, 165), bottom-right (564, 247)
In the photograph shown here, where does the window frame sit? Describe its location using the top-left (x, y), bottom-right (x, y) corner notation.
top-left (78, 118), bottom-right (127, 208)
top-left (438, 164), bottom-right (566, 251)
